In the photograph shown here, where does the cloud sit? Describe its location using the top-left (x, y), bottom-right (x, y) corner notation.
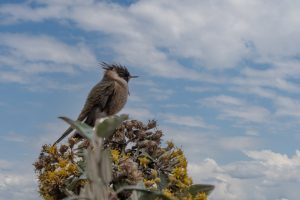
top-left (189, 150), bottom-right (300, 200)
top-left (2, 0), bottom-right (300, 69)
top-left (0, 132), bottom-right (26, 143)
top-left (217, 136), bottom-right (260, 151)
top-left (2, 0), bottom-right (300, 88)
top-left (0, 159), bottom-right (38, 200)
top-left (0, 160), bottom-right (13, 169)
top-left (148, 87), bottom-right (174, 101)
top-left (0, 33), bottom-right (97, 90)
top-left (274, 96), bottom-right (300, 119)
top-left (230, 85), bottom-right (300, 127)
top-left (0, 33), bottom-right (96, 70)
top-left (35, 121), bottom-right (69, 146)
top-left (161, 125), bottom-right (261, 163)
top-left (201, 95), bottom-right (271, 124)
top-left (232, 63), bottom-right (300, 93)
top-left (185, 86), bottom-right (220, 93)
top-left (122, 107), bottom-right (154, 120)
top-left (162, 114), bottom-right (210, 129)
top-left (0, 0), bottom-right (247, 77)
top-left (0, 171), bottom-right (38, 200)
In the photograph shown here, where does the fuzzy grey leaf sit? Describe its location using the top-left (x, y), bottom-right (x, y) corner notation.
top-left (95, 114), bottom-right (128, 138)
top-left (188, 184), bottom-right (215, 196)
top-left (100, 149), bottom-right (112, 185)
top-left (59, 116), bottom-right (93, 140)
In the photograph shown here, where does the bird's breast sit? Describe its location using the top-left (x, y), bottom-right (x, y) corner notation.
top-left (106, 83), bottom-right (128, 115)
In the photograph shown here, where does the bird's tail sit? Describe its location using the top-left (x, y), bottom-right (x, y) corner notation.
top-left (53, 126), bottom-right (73, 145)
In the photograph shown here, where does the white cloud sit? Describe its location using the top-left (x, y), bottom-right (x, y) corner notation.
top-left (189, 150), bottom-right (300, 200)
top-left (0, 33), bottom-right (97, 90)
top-left (4, 0), bottom-right (300, 68)
top-left (274, 96), bottom-right (300, 118)
top-left (161, 125), bottom-right (261, 163)
top-left (31, 121), bottom-right (70, 147)
top-left (161, 103), bottom-right (190, 108)
top-left (162, 114), bottom-right (210, 128)
top-left (231, 86), bottom-right (300, 125)
top-left (233, 64), bottom-right (300, 93)
top-left (0, 33), bottom-right (96, 70)
top-left (2, 0), bottom-right (300, 86)
top-left (148, 87), bottom-right (174, 101)
top-left (201, 95), bottom-right (271, 124)
top-left (218, 136), bottom-right (259, 151)
top-left (0, 160), bottom-right (13, 169)
top-left (0, 159), bottom-right (38, 200)
top-left (0, 0), bottom-right (251, 77)
top-left (0, 172), bottom-right (38, 200)
top-left (0, 72), bottom-right (26, 84)
top-left (185, 86), bottom-right (219, 93)
top-left (0, 132), bottom-right (26, 143)
top-left (122, 107), bottom-right (154, 120)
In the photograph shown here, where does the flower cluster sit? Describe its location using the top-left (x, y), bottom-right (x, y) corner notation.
top-left (34, 118), bottom-right (212, 200)
top-left (105, 119), bottom-right (194, 199)
top-left (34, 141), bottom-right (81, 200)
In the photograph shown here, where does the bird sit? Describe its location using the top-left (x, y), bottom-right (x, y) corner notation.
top-left (53, 62), bottom-right (138, 145)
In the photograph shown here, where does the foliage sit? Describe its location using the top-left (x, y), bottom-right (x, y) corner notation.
top-left (34, 115), bottom-right (214, 200)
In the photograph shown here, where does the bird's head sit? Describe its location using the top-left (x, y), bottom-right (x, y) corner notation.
top-left (101, 62), bottom-right (138, 82)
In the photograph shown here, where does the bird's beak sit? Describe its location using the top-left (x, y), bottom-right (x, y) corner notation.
top-left (129, 75), bottom-right (139, 79)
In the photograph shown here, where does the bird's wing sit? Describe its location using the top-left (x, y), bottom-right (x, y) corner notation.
top-left (53, 81), bottom-right (115, 146)
top-left (77, 81), bottom-right (115, 121)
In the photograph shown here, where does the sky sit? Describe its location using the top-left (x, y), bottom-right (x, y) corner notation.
top-left (1, 0), bottom-right (300, 199)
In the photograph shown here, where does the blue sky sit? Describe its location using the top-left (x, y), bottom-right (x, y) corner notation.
top-left (1, 0), bottom-right (300, 199)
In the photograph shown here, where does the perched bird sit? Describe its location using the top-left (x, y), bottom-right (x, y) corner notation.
top-left (53, 63), bottom-right (138, 145)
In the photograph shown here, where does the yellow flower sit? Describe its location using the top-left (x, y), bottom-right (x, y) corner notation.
top-left (111, 149), bottom-right (120, 163)
top-left (172, 167), bottom-right (185, 179)
top-left (44, 194), bottom-right (55, 200)
top-left (154, 177), bottom-right (161, 183)
top-left (150, 169), bottom-right (158, 178)
top-left (66, 163), bottom-right (78, 174)
top-left (183, 176), bottom-right (192, 186)
top-left (171, 149), bottom-right (183, 158)
top-left (57, 169), bottom-right (68, 177)
top-left (194, 192), bottom-right (207, 200)
top-left (138, 156), bottom-right (150, 168)
top-left (47, 145), bottom-right (57, 155)
top-left (144, 179), bottom-right (156, 188)
top-left (167, 141), bottom-right (174, 149)
top-left (175, 180), bottom-right (188, 189)
top-left (121, 152), bottom-right (129, 160)
top-left (162, 188), bottom-right (176, 200)
top-left (182, 193), bottom-right (193, 200)
top-left (58, 159), bottom-right (68, 168)
top-left (178, 155), bottom-right (187, 168)
top-left (46, 171), bottom-right (56, 181)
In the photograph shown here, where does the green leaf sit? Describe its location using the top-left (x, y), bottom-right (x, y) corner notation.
top-left (139, 192), bottom-right (171, 200)
top-left (95, 114), bottom-right (128, 138)
top-left (59, 116), bottom-right (93, 140)
top-left (188, 184), bottom-right (215, 196)
top-left (118, 186), bottom-right (171, 200)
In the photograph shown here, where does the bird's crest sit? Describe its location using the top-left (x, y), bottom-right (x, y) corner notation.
top-left (101, 62), bottom-right (130, 77)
